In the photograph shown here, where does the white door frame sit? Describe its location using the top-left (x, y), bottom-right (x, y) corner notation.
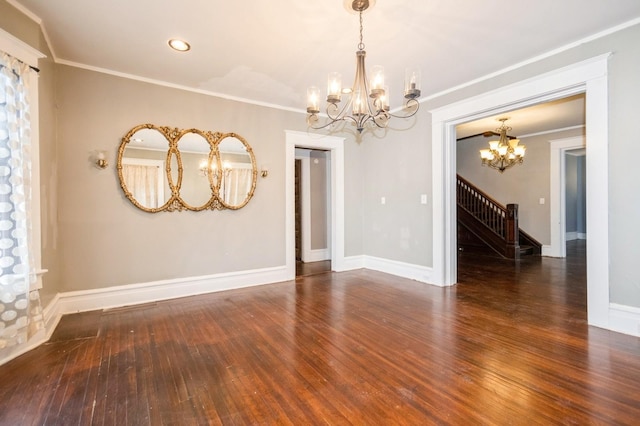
top-left (285, 131), bottom-right (345, 280)
top-left (548, 136), bottom-right (586, 258)
top-left (430, 54), bottom-right (610, 329)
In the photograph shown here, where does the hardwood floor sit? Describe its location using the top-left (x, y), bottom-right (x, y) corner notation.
top-left (296, 260), bottom-right (331, 277)
top-left (1, 241), bottom-right (639, 425)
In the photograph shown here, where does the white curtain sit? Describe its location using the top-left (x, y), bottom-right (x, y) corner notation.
top-left (222, 168), bottom-right (252, 205)
top-left (122, 163), bottom-right (160, 208)
top-left (0, 51), bottom-right (44, 349)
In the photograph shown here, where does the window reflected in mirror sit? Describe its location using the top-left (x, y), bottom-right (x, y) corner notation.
top-left (217, 134), bottom-right (257, 209)
top-left (121, 158), bottom-right (165, 209)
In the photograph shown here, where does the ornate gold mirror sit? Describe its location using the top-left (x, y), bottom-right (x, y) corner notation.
top-left (175, 129), bottom-right (216, 211)
top-left (117, 125), bottom-right (257, 212)
top-left (216, 133), bottom-right (257, 210)
top-left (118, 124), bottom-right (174, 212)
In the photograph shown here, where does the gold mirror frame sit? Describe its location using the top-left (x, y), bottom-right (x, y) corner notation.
top-left (215, 132), bottom-right (258, 210)
top-left (117, 124), bottom-right (257, 212)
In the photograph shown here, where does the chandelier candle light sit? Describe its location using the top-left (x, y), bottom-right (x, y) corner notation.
top-left (306, 0), bottom-right (421, 133)
top-left (479, 118), bottom-right (526, 173)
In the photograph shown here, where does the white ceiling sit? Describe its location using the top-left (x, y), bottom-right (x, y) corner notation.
top-left (456, 94), bottom-right (586, 139)
top-left (11, 0), bottom-right (640, 133)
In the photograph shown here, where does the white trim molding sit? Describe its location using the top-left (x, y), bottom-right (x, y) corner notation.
top-left (304, 248), bottom-right (330, 263)
top-left (0, 27), bottom-right (46, 67)
top-left (53, 265), bottom-right (289, 314)
top-left (565, 232), bottom-right (587, 241)
top-left (364, 256), bottom-right (433, 284)
top-left (341, 255), bottom-right (365, 271)
top-left (541, 245), bottom-right (554, 257)
top-left (430, 53), bottom-right (611, 331)
top-left (324, 255), bottom-right (433, 284)
top-left (609, 304), bottom-right (640, 337)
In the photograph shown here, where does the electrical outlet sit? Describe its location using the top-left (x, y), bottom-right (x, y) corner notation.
top-left (381, 197), bottom-right (386, 205)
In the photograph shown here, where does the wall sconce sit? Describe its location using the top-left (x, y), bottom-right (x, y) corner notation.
top-left (261, 166), bottom-right (269, 178)
top-left (94, 151), bottom-right (108, 169)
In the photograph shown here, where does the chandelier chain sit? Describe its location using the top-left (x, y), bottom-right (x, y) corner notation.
top-left (358, 10), bottom-right (365, 50)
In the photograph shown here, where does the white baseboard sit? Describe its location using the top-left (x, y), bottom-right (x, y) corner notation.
top-left (566, 232), bottom-right (587, 241)
top-left (338, 255), bottom-right (365, 271)
top-left (56, 265), bottom-right (289, 315)
top-left (541, 245), bottom-right (556, 257)
top-left (302, 248), bottom-right (330, 263)
top-left (363, 255), bottom-right (434, 284)
top-left (609, 303), bottom-right (640, 337)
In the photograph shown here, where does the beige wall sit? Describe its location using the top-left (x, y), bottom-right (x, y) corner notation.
top-left (54, 65), bottom-right (302, 291)
top-left (0, 1), bottom-right (41, 51)
top-left (362, 113), bottom-right (433, 265)
top-left (37, 52), bottom-right (59, 304)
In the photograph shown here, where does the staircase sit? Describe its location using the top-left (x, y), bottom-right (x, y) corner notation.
top-left (457, 174), bottom-right (541, 259)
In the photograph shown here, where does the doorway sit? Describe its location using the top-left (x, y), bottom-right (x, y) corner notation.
top-left (295, 148), bottom-right (332, 277)
top-left (549, 136), bottom-right (587, 257)
top-left (285, 130), bottom-right (346, 281)
top-left (455, 94), bottom-right (586, 260)
top-left (431, 54), bottom-right (610, 329)
top-left (564, 150), bottom-right (587, 244)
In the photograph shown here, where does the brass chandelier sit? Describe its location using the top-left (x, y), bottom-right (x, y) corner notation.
top-left (479, 118), bottom-right (526, 173)
top-left (306, 0), bottom-right (421, 134)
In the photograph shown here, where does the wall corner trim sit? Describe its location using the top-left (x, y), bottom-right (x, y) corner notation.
top-left (363, 256), bottom-right (434, 285)
top-left (609, 303), bottom-right (640, 337)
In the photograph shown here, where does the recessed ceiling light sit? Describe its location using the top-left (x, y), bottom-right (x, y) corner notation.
top-left (168, 39), bottom-right (191, 52)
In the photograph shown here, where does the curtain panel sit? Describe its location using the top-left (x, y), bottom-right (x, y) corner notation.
top-left (222, 168), bottom-right (252, 206)
top-left (122, 163), bottom-right (160, 208)
top-left (0, 51), bottom-right (44, 349)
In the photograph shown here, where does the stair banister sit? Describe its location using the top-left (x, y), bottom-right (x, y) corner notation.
top-left (505, 204), bottom-right (520, 258)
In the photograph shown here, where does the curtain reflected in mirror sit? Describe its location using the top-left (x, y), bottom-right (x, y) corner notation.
top-left (221, 164), bottom-right (253, 205)
top-left (217, 134), bottom-right (257, 209)
top-left (121, 159), bottom-right (164, 209)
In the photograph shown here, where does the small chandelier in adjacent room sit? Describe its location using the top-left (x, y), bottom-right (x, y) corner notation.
top-left (306, 0), bottom-right (421, 134)
top-left (479, 118), bottom-right (526, 173)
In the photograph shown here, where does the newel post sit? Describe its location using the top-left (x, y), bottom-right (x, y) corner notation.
top-left (506, 203), bottom-right (520, 259)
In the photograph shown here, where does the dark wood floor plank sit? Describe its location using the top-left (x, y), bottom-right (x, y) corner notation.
top-left (49, 310), bottom-right (102, 342)
top-left (1, 241), bottom-right (640, 424)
